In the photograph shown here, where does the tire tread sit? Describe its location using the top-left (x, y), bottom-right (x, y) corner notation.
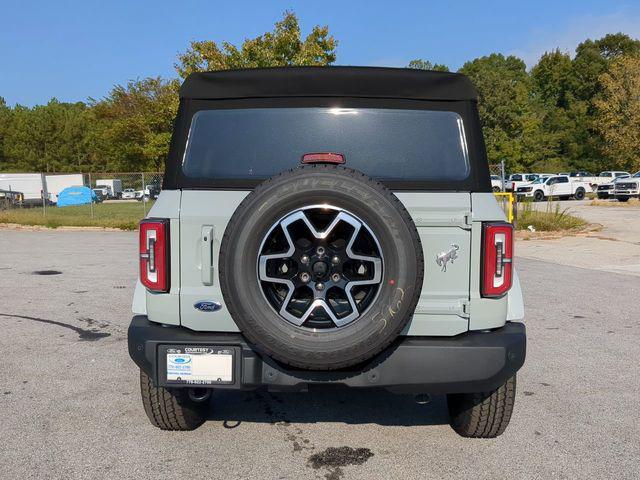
top-left (447, 375), bottom-right (516, 438)
top-left (139, 370), bottom-right (206, 431)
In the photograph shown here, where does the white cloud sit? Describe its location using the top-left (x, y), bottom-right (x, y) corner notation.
top-left (509, 7), bottom-right (640, 68)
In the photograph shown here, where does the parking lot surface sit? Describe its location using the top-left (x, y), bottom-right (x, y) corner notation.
top-left (519, 199), bottom-right (640, 276)
top-left (1, 206), bottom-right (639, 479)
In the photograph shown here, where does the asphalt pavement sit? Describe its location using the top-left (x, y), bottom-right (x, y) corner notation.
top-left (0, 225), bottom-right (638, 480)
top-left (518, 199), bottom-right (640, 276)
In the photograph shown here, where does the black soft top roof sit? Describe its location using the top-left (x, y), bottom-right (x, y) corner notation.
top-left (179, 66), bottom-right (477, 101)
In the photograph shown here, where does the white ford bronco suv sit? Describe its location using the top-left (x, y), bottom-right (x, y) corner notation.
top-left (128, 67), bottom-right (526, 438)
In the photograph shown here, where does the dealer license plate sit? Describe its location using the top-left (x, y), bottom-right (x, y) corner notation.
top-left (165, 346), bottom-right (234, 385)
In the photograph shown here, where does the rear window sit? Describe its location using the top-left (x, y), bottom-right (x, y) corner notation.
top-left (182, 108), bottom-right (470, 181)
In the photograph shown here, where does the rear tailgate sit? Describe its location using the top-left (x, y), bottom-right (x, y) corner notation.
top-left (396, 192), bottom-right (471, 336)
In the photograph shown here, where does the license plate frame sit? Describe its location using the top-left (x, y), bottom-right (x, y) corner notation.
top-left (160, 345), bottom-right (236, 386)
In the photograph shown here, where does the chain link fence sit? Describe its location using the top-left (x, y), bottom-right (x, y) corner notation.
top-left (0, 172), bottom-right (163, 229)
top-left (2, 166), bottom-right (518, 228)
top-left (488, 160), bottom-right (506, 192)
top-left (489, 160), bottom-right (517, 225)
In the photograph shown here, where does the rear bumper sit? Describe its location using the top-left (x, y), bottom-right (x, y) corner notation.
top-left (128, 316), bottom-right (526, 394)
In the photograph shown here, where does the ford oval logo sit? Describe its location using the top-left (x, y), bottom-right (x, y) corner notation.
top-left (172, 356), bottom-right (191, 364)
top-left (194, 301), bottom-right (222, 312)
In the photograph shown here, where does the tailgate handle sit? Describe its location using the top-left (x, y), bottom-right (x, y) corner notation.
top-left (201, 226), bottom-right (214, 285)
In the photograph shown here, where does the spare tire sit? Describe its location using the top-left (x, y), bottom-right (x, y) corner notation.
top-left (219, 165), bottom-right (423, 370)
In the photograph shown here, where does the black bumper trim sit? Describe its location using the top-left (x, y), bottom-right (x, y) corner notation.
top-left (128, 316), bottom-right (526, 394)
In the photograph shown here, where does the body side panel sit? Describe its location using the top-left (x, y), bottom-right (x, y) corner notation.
top-left (143, 191), bottom-right (181, 325)
top-left (468, 193), bottom-right (520, 330)
top-left (179, 190), bottom-right (249, 331)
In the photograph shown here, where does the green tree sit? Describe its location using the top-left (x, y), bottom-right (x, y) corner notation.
top-left (572, 33), bottom-right (640, 101)
top-left (88, 77), bottom-right (180, 172)
top-left (3, 99), bottom-right (91, 172)
top-left (175, 11), bottom-right (337, 78)
top-left (407, 59), bottom-right (449, 72)
top-left (528, 50), bottom-right (578, 171)
top-left (566, 34), bottom-right (640, 171)
top-left (458, 54), bottom-right (540, 171)
top-left (531, 50), bottom-right (573, 108)
top-left (594, 55), bottom-right (640, 171)
top-left (0, 97), bottom-right (12, 170)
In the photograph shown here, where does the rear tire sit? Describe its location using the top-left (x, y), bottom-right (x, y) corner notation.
top-left (139, 370), bottom-right (206, 431)
top-left (574, 188), bottom-right (585, 200)
top-left (447, 375), bottom-right (516, 438)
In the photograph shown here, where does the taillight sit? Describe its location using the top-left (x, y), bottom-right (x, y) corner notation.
top-left (481, 222), bottom-right (513, 298)
top-left (140, 219), bottom-right (170, 292)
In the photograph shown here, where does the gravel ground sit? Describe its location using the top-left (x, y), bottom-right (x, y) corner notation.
top-left (1, 221), bottom-right (639, 479)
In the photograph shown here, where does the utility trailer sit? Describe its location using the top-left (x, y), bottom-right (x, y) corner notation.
top-left (0, 173), bottom-right (49, 206)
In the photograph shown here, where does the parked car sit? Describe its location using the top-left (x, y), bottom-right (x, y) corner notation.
top-left (516, 175), bottom-right (590, 201)
top-left (614, 171), bottom-right (640, 202)
top-left (566, 171), bottom-right (630, 191)
top-left (599, 171), bottom-right (630, 179)
top-left (128, 67), bottom-right (525, 438)
top-left (505, 173), bottom-right (539, 191)
top-left (121, 188), bottom-right (137, 200)
top-left (490, 175), bottom-right (503, 192)
top-left (569, 171), bottom-right (593, 178)
top-left (93, 186), bottom-right (112, 199)
top-left (597, 173), bottom-right (630, 199)
top-left (136, 183), bottom-right (161, 201)
top-left (92, 188), bottom-right (106, 202)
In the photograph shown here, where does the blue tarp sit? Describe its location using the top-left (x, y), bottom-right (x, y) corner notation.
top-left (57, 186), bottom-right (96, 207)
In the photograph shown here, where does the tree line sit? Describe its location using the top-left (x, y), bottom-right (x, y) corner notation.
top-left (0, 12), bottom-right (638, 174)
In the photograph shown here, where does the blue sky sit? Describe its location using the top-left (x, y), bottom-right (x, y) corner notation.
top-left (2, 0), bottom-right (640, 106)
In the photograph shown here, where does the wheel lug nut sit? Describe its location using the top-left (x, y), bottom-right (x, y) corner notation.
top-left (316, 246), bottom-right (325, 256)
top-left (301, 254), bottom-right (310, 264)
top-left (331, 273), bottom-right (340, 282)
top-left (300, 272), bottom-right (310, 283)
top-left (316, 282), bottom-right (325, 291)
top-left (331, 256), bottom-right (340, 265)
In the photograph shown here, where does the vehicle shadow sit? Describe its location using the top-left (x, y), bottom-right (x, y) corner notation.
top-left (206, 388), bottom-right (450, 427)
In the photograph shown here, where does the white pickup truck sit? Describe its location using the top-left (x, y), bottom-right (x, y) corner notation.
top-left (614, 171), bottom-right (640, 202)
top-left (504, 173), bottom-right (540, 191)
top-left (563, 171), bottom-right (630, 191)
top-left (597, 172), bottom-right (631, 199)
top-left (515, 175), bottom-right (590, 201)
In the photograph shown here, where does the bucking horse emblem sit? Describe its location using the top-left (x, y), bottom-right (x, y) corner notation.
top-left (436, 244), bottom-right (460, 272)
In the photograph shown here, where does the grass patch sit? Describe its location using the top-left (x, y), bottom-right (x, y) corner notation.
top-left (0, 201), bottom-right (151, 230)
top-left (588, 198), bottom-right (640, 207)
top-left (517, 201), bottom-right (588, 232)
